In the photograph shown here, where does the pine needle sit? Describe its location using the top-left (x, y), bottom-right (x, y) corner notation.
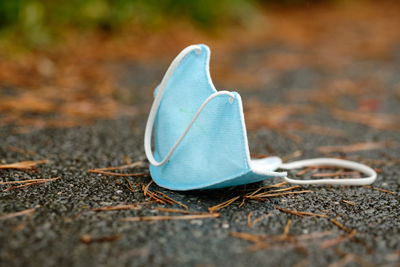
top-left (81, 234), bottom-right (121, 244)
top-left (90, 161), bottom-right (146, 171)
top-left (124, 178), bottom-right (137, 193)
top-left (296, 167), bottom-right (313, 176)
top-left (156, 208), bottom-right (209, 215)
top-left (155, 191), bottom-right (188, 210)
top-left (0, 160), bottom-right (48, 170)
top-left (0, 208), bottom-right (35, 220)
top-left (239, 182), bottom-right (288, 207)
top-left (13, 210), bottom-right (35, 231)
top-left (280, 219), bottom-right (292, 241)
top-left (3, 177), bottom-right (60, 191)
top-left (363, 185), bottom-right (396, 195)
top-left (91, 204), bottom-right (142, 212)
top-left (329, 218), bottom-right (352, 233)
top-left (311, 171), bottom-right (360, 177)
top-left (282, 150), bottom-right (303, 161)
top-left (120, 213), bottom-right (220, 222)
top-left (230, 232), bottom-right (267, 244)
top-left (8, 146), bottom-right (37, 156)
top-left (141, 184), bottom-right (180, 205)
top-left (247, 212), bottom-right (253, 227)
top-left (89, 170), bottom-right (148, 177)
top-left (317, 142), bottom-right (392, 153)
top-left (230, 232), bottom-right (269, 250)
top-left (88, 161), bottom-right (148, 177)
top-left (208, 196), bottom-right (240, 213)
top-left (320, 230), bottom-right (356, 249)
top-left (342, 200), bottom-right (356, 206)
top-left (0, 177), bottom-right (59, 185)
top-left (144, 190), bottom-right (168, 204)
top-left (143, 181), bottom-right (153, 197)
top-left (275, 207), bottom-right (328, 218)
top-left (246, 190), bottom-right (312, 199)
top-left (253, 185), bottom-right (300, 197)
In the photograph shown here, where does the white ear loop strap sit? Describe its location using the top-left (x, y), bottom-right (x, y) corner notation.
top-left (144, 45), bottom-right (235, 167)
top-left (280, 158), bottom-right (377, 185)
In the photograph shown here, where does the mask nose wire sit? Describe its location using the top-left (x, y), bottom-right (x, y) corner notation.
top-left (144, 45), bottom-right (235, 167)
top-left (279, 158), bottom-right (377, 185)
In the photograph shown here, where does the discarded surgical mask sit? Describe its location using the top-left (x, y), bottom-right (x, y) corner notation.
top-left (144, 44), bottom-right (377, 190)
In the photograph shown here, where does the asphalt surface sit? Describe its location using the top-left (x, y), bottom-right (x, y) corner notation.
top-left (1, 44), bottom-right (400, 267)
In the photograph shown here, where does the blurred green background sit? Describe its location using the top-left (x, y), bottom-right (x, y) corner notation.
top-left (0, 0), bottom-right (329, 49)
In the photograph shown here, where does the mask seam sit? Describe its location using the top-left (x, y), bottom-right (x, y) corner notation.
top-left (201, 46), bottom-right (250, 172)
top-left (234, 96), bottom-right (251, 171)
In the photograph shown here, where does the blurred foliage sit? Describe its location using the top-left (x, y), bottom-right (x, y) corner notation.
top-left (0, 0), bottom-right (258, 48)
top-left (0, 0), bottom-right (339, 49)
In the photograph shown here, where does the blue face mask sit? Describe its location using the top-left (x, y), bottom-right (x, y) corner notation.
top-left (144, 44), bottom-right (377, 191)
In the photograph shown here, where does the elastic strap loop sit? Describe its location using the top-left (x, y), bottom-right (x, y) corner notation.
top-left (280, 158), bottom-right (377, 185)
top-left (144, 45), bottom-right (234, 167)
